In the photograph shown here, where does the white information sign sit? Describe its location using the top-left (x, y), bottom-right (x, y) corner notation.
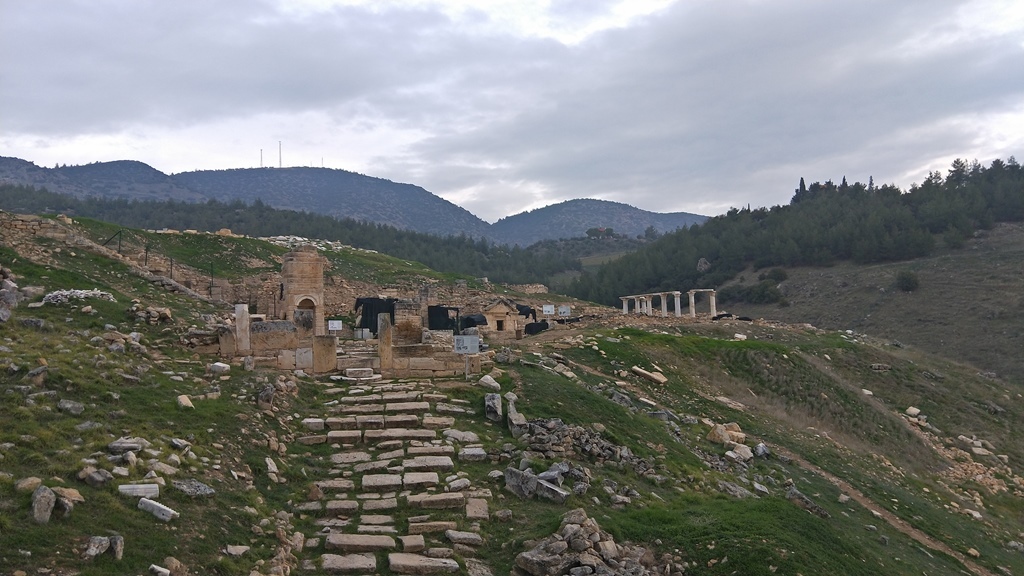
top-left (327, 320), bottom-right (344, 331)
top-left (542, 304), bottom-right (555, 315)
top-left (557, 305), bottom-right (572, 317)
top-left (453, 335), bottom-right (480, 354)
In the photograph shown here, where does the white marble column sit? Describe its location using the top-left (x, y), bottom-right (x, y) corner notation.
top-left (621, 298), bottom-right (629, 314)
top-left (673, 292), bottom-right (682, 317)
top-left (688, 291), bottom-right (696, 318)
top-left (709, 292), bottom-right (717, 317)
top-left (660, 293), bottom-right (668, 317)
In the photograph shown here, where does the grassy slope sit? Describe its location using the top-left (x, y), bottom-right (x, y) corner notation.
top-left (1, 218), bottom-right (1023, 575)
top-left (721, 221), bottom-right (1024, 384)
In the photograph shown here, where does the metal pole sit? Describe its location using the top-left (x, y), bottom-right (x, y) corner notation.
top-left (465, 355), bottom-right (470, 382)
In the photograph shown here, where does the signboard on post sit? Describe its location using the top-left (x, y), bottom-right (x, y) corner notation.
top-left (558, 305), bottom-right (572, 317)
top-left (453, 335), bottom-right (480, 381)
top-left (542, 304), bottom-right (555, 316)
top-left (454, 335), bottom-right (480, 354)
top-left (327, 320), bottom-right (343, 332)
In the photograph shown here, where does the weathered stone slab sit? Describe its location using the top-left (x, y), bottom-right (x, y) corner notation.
top-left (321, 553), bottom-right (376, 573)
top-left (385, 401), bottom-right (431, 413)
top-left (407, 492), bottom-right (465, 509)
top-left (458, 447), bottom-right (487, 462)
top-left (325, 416), bottom-right (358, 430)
top-left (400, 534), bottom-right (426, 552)
top-left (631, 365), bottom-right (668, 384)
top-left (362, 497), bottom-right (398, 511)
top-left (341, 404), bottom-right (385, 414)
top-left (359, 524), bottom-right (398, 534)
top-left (361, 514), bottom-right (394, 525)
top-left (484, 394), bottom-right (502, 422)
top-left (465, 498), bottom-right (489, 520)
top-left (403, 472), bottom-right (439, 489)
top-left (536, 479), bottom-right (571, 504)
top-left (422, 416), bottom-right (456, 429)
top-left (317, 478), bottom-right (356, 491)
top-left (326, 500), bottom-right (359, 514)
top-left (331, 451), bottom-right (371, 464)
top-left (354, 460), bottom-right (393, 473)
top-left (341, 393), bottom-right (382, 404)
top-left (327, 430), bottom-right (362, 444)
top-left (402, 456), bottom-right (454, 472)
top-left (356, 415), bottom-right (386, 429)
top-left (31, 485), bottom-right (56, 523)
top-left (389, 552), bottom-right (460, 574)
top-left (385, 414), bottom-right (420, 427)
top-left (138, 498), bottom-right (179, 522)
top-left (298, 435), bottom-right (328, 445)
top-left (408, 521), bottom-right (459, 534)
top-left (302, 418), bottom-right (325, 431)
top-left (119, 484), bottom-right (160, 498)
top-left (365, 429), bottom-right (437, 442)
top-left (362, 474), bottom-right (403, 491)
top-left (445, 530), bottom-right (484, 546)
top-left (407, 445), bottom-right (455, 456)
top-left (326, 533), bottom-right (396, 552)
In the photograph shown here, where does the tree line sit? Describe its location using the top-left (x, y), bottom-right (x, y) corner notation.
top-left (567, 157), bottom-right (1024, 306)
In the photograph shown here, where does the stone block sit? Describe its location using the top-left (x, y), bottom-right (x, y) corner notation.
top-left (326, 533), bottom-right (396, 552)
top-left (388, 552), bottom-right (460, 574)
top-left (362, 497), bottom-right (398, 511)
top-left (458, 447), bottom-right (487, 462)
top-left (386, 401), bottom-right (431, 413)
top-left (408, 521), bottom-right (458, 534)
top-left (321, 553), bottom-right (376, 573)
top-left (119, 484), bottom-right (160, 498)
top-left (400, 534), bottom-right (426, 552)
top-left (298, 435), bottom-right (328, 445)
top-left (302, 418), bottom-right (326, 431)
top-left (407, 445), bottom-right (455, 456)
top-left (407, 493), bottom-right (465, 509)
top-left (365, 429), bottom-right (437, 442)
top-left (317, 478), bottom-right (355, 491)
top-left (326, 500), bottom-right (359, 514)
top-left (385, 414), bottom-right (419, 427)
top-left (465, 498), bottom-right (489, 520)
top-left (422, 416), bottom-right (455, 429)
top-left (362, 474), bottom-right (403, 491)
top-left (327, 430), bottom-right (362, 444)
top-left (356, 415), bottom-right (386, 429)
top-left (402, 456), bottom-right (454, 472)
top-left (403, 472), bottom-right (439, 489)
top-left (331, 451), bottom-right (370, 465)
top-left (138, 498), bottom-right (179, 522)
top-left (325, 416), bottom-right (357, 430)
top-left (445, 530), bottom-right (483, 546)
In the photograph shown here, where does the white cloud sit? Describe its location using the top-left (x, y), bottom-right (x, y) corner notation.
top-left (1, 0), bottom-right (1023, 222)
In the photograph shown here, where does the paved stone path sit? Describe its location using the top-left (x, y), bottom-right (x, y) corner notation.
top-left (296, 379), bottom-right (497, 575)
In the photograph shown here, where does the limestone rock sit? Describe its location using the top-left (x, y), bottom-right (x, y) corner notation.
top-left (478, 375), bottom-right (501, 391)
top-left (321, 553), bottom-right (376, 573)
top-left (388, 552), bottom-right (460, 574)
top-left (31, 485), bottom-right (56, 523)
top-left (484, 393), bottom-right (503, 422)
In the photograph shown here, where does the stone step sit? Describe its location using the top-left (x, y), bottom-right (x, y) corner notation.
top-left (353, 460), bottom-right (392, 473)
top-left (402, 456), bottom-right (454, 472)
top-left (317, 478), bottom-right (356, 491)
top-left (388, 552), bottom-right (460, 575)
top-left (358, 525), bottom-right (398, 534)
top-left (326, 533), bottom-right (397, 553)
top-left (362, 497), bottom-right (399, 511)
top-left (341, 404), bottom-right (385, 414)
top-left (330, 451), bottom-right (371, 465)
top-left (327, 430), bottom-right (362, 444)
top-left (326, 416), bottom-right (358, 430)
top-left (403, 472), bottom-right (439, 490)
top-left (364, 429), bottom-right (437, 443)
top-left (382, 391), bottom-right (422, 402)
top-left (466, 498), bottom-right (489, 520)
top-left (385, 401), bottom-right (431, 414)
top-left (422, 416), bottom-right (456, 429)
top-left (325, 499), bottom-right (359, 515)
top-left (406, 492), bottom-right (465, 509)
top-left (407, 521), bottom-right (458, 534)
top-left (361, 474), bottom-right (403, 492)
top-left (360, 514), bottom-right (394, 525)
top-left (321, 552), bottom-right (376, 573)
top-left (340, 394), bottom-right (383, 404)
top-left (407, 445), bottom-right (455, 456)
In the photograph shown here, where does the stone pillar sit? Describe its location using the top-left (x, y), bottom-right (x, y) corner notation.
top-left (660, 294), bottom-right (668, 317)
top-left (638, 297), bottom-right (646, 315)
top-left (378, 313), bottom-right (393, 376)
top-left (709, 291), bottom-right (717, 317)
top-left (673, 292), bottom-right (682, 317)
top-left (621, 298), bottom-right (629, 314)
top-left (312, 335), bottom-right (337, 374)
top-left (234, 303), bottom-right (251, 355)
top-left (688, 291), bottom-right (696, 318)
top-left (632, 298), bottom-right (639, 314)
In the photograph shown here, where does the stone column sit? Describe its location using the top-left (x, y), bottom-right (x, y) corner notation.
top-left (660, 293), bottom-right (668, 317)
top-left (621, 298), bottom-right (629, 314)
top-left (709, 291), bottom-right (718, 317)
top-left (234, 303), bottom-right (251, 355)
top-left (673, 292), bottom-right (682, 317)
top-left (632, 298), bottom-right (639, 314)
top-left (378, 313), bottom-right (394, 376)
top-left (688, 291), bottom-right (696, 318)
top-left (312, 335), bottom-right (338, 374)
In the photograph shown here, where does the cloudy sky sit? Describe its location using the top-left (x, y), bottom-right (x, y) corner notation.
top-left (3, 0), bottom-right (1024, 222)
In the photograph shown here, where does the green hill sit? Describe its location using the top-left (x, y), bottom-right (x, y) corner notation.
top-left (0, 210), bottom-right (1021, 575)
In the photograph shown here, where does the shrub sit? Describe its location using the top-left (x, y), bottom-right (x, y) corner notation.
top-left (895, 270), bottom-right (919, 292)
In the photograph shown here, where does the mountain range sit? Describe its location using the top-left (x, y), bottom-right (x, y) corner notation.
top-left (0, 156), bottom-right (706, 245)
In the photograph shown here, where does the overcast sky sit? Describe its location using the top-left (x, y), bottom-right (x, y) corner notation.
top-left (3, 0), bottom-right (1024, 222)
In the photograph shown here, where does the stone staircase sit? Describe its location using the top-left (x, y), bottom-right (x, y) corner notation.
top-left (294, 379), bottom-right (496, 575)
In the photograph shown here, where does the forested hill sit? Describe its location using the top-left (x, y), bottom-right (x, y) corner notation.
top-left (0, 184), bottom-right (581, 286)
top-left (173, 167), bottom-right (492, 239)
top-left (489, 198), bottom-right (707, 245)
top-left (0, 157), bottom-right (708, 245)
top-left (568, 158), bottom-right (1024, 305)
